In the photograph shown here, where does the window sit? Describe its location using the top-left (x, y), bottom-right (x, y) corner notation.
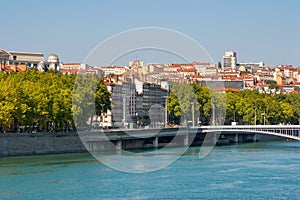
top-left (13, 56), bottom-right (17, 60)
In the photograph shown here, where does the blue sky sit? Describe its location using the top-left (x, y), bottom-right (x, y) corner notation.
top-left (1, 0), bottom-right (299, 66)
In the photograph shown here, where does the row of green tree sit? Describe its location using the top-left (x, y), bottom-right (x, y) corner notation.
top-left (167, 83), bottom-right (300, 125)
top-left (0, 70), bottom-right (110, 133)
top-left (1, 71), bottom-right (299, 132)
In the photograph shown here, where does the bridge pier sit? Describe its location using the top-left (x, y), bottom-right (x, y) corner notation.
top-left (183, 134), bottom-right (189, 146)
top-left (153, 137), bottom-right (158, 148)
top-left (253, 134), bottom-right (257, 142)
top-left (116, 140), bottom-right (122, 151)
top-left (235, 134), bottom-right (239, 143)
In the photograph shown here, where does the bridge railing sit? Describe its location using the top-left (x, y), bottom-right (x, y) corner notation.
top-left (200, 125), bottom-right (300, 129)
top-left (198, 125), bottom-right (300, 138)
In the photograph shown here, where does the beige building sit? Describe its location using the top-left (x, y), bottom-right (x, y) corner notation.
top-left (273, 70), bottom-right (283, 85)
top-left (98, 66), bottom-right (128, 76)
top-left (0, 49), bottom-right (44, 68)
top-left (60, 63), bottom-right (89, 70)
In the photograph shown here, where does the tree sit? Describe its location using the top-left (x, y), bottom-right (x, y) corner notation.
top-left (0, 70), bottom-right (79, 132)
top-left (0, 78), bottom-right (21, 132)
top-left (217, 62), bottom-right (222, 70)
top-left (95, 78), bottom-right (111, 118)
top-left (167, 83), bottom-right (199, 125)
top-left (72, 74), bottom-right (111, 128)
top-left (265, 80), bottom-right (277, 85)
top-left (72, 74), bottom-right (97, 127)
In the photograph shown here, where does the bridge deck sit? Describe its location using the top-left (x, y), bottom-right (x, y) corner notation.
top-left (195, 125), bottom-right (300, 141)
top-left (80, 125), bottom-right (300, 141)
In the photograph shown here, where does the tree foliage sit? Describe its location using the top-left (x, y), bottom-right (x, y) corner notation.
top-left (0, 70), bottom-right (111, 133)
top-left (167, 84), bottom-right (300, 125)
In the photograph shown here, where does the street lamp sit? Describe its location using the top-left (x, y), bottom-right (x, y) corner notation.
top-left (233, 110), bottom-right (236, 122)
top-left (261, 109), bottom-right (266, 125)
top-left (122, 96), bottom-right (126, 128)
top-left (254, 108), bottom-right (257, 126)
top-left (101, 103), bottom-right (105, 125)
top-left (136, 112), bottom-right (139, 129)
top-left (212, 102), bottom-right (216, 126)
top-left (164, 96), bottom-right (168, 128)
top-left (191, 102), bottom-right (195, 127)
top-left (264, 109), bottom-right (266, 125)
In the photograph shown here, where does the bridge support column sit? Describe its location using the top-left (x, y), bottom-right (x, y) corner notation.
top-left (253, 134), bottom-right (257, 142)
top-left (116, 140), bottom-right (122, 151)
top-left (213, 132), bottom-right (219, 145)
top-left (235, 134), bottom-right (239, 143)
top-left (153, 137), bottom-right (158, 148)
top-left (183, 133), bottom-right (189, 146)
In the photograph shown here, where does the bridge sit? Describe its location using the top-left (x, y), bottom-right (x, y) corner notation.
top-left (79, 125), bottom-right (300, 152)
top-left (197, 125), bottom-right (300, 141)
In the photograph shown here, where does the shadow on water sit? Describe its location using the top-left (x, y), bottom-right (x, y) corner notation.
top-left (0, 152), bottom-right (96, 169)
top-left (223, 140), bottom-right (300, 150)
top-left (1, 140), bottom-right (300, 174)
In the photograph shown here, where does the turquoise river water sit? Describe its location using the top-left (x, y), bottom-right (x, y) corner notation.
top-left (1, 141), bottom-right (300, 199)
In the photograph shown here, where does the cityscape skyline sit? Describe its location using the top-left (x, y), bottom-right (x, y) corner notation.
top-left (1, 0), bottom-right (300, 67)
top-left (2, 1), bottom-right (300, 198)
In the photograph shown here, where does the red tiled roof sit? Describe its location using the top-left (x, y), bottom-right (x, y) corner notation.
top-left (168, 64), bottom-right (181, 68)
top-left (214, 87), bottom-right (240, 92)
top-left (290, 90), bottom-right (299, 94)
top-left (278, 84), bottom-right (295, 87)
top-left (16, 65), bottom-right (27, 72)
top-left (60, 69), bottom-right (81, 73)
top-left (179, 68), bottom-right (195, 72)
top-left (192, 62), bottom-right (211, 65)
top-left (62, 63), bottom-right (81, 65)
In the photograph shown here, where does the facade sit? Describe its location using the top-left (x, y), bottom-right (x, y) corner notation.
top-left (194, 62), bottom-right (217, 76)
top-left (141, 82), bottom-right (166, 128)
top-left (202, 80), bottom-right (244, 90)
top-left (129, 60), bottom-right (144, 67)
top-left (222, 51), bottom-right (237, 70)
top-left (37, 54), bottom-right (60, 71)
top-left (0, 48), bottom-right (63, 72)
top-left (238, 62), bottom-right (264, 73)
top-left (8, 51), bottom-right (44, 67)
top-left (98, 66), bottom-right (128, 76)
top-left (59, 63), bottom-right (103, 75)
top-left (0, 49), bottom-right (44, 69)
top-left (60, 63), bottom-right (88, 70)
top-left (109, 79), bottom-right (168, 128)
top-left (111, 82), bottom-right (137, 128)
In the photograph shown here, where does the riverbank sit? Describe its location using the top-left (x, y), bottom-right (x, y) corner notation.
top-left (0, 132), bottom-right (87, 157)
top-left (0, 130), bottom-right (285, 157)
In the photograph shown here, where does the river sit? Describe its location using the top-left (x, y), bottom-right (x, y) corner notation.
top-left (1, 141), bottom-right (300, 199)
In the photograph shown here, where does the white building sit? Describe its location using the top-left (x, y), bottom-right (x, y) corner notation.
top-left (193, 62), bottom-right (217, 76)
top-left (222, 51), bottom-right (237, 71)
top-left (238, 62), bottom-right (264, 73)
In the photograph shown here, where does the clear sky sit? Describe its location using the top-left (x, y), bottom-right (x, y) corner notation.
top-left (1, 0), bottom-right (299, 66)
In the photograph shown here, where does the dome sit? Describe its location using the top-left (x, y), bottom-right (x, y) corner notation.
top-left (47, 54), bottom-right (59, 63)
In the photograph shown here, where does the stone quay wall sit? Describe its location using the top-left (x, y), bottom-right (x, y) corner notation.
top-left (0, 133), bottom-right (87, 157)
